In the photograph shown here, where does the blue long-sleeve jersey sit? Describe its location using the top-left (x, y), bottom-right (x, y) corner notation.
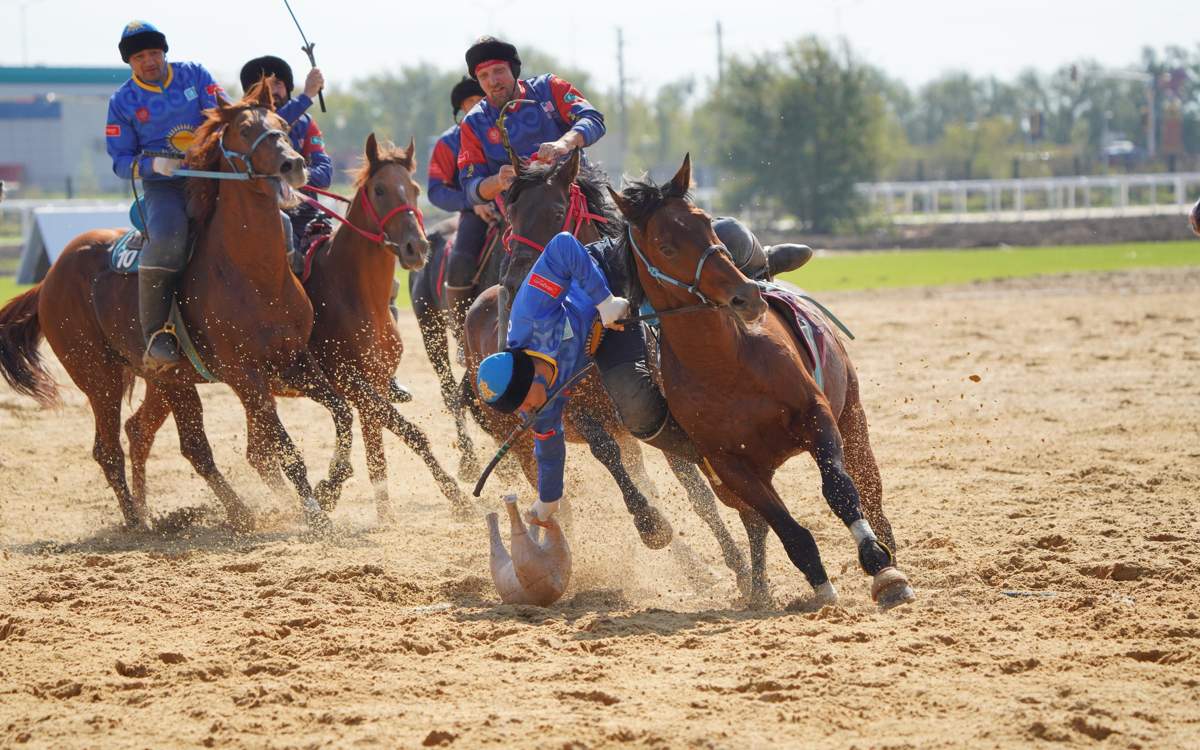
top-left (427, 124), bottom-right (472, 213)
top-left (105, 61), bottom-right (227, 180)
top-left (507, 232), bottom-right (614, 502)
top-left (457, 74), bottom-right (605, 205)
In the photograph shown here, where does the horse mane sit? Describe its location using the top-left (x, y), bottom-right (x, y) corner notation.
top-left (507, 160), bottom-right (620, 240)
top-left (615, 173), bottom-right (691, 311)
top-left (184, 78), bottom-right (277, 223)
top-left (349, 140), bottom-right (415, 192)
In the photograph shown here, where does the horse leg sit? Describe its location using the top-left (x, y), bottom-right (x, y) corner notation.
top-left (664, 453), bottom-right (752, 597)
top-left (838, 398), bottom-right (896, 552)
top-left (807, 405), bottom-right (915, 609)
top-left (414, 295), bottom-right (478, 482)
top-left (279, 353), bottom-right (354, 511)
top-left (233, 378), bottom-right (330, 533)
top-left (360, 409), bottom-right (395, 525)
top-left (79, 369), bottom-right (147, 529)
top-left (344, 373), bottom-right (475, 520)
top-left (570, 411), bottom-right (671, 549)
top-left (124, 380), bottom-right (172, 509)
top-left (244, 410), bottom-right (288, 498)
top-left (615, 434), bottom-right (660, 500)
top-left (166, 383), bottom-right (254, 532)
top-left (707, 453), bottom-right (837, 611)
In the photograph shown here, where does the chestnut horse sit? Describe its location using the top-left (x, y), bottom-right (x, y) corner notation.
top-left (479, 150), bottom-right (751, 590)
top-left (607, 155), bottom-right (914, 610)
top-left (0, 83), bottom-right (354, 533)
top-left (122, 134), bottom-right (473, 523)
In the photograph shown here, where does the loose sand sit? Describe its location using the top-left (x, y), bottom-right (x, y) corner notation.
top-left (2, 267), bottom-right (1198, 748)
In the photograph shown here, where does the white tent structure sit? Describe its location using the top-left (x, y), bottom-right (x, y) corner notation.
top-left (16, 204), bottom-right (128, 283)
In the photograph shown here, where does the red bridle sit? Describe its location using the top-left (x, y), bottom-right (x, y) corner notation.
top-left (502, 182), bottom-right (607, 254)
top-left (300, 185), bottom-right (425, 247)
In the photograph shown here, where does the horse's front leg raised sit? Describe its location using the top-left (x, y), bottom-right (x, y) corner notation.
top-left (280, 352), bottom-right (354, 511)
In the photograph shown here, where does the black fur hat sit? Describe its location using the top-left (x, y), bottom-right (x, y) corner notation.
top-left (451, 76), bottom-right (485, 114)
top-left (465, 36), bottom-right (521, 80)
top-left (118, 21), bottom-right (168, 64)
top-left (240, 56), bottom-right (294, 95)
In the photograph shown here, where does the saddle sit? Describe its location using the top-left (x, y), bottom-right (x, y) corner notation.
top-left (293, 217), bottom-right (334, 281)
top-left (758, 284), bottom-right (855, 392)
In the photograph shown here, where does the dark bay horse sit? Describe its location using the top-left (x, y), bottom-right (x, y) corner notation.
top-left (407, 208), bottom-right (506, 482)
top-left (123, 134), bottom-right (474, 523)
top-left (607, 155), bottom-right (913, 610)
top-left (485, 150), bottom-right (751, 589)
top-left (0, 83), bottom-right (354, 533)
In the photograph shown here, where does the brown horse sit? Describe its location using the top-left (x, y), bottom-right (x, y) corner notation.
top-left (121, 133), bottom-right (474, 523)
top-left (0, 82), bottom-right (355, 533)
top-left (478, 150), bottom-right (752, 590)
top-left (606, 155), bottom-right (913, 610)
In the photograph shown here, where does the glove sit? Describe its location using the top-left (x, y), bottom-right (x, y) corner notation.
top-left (595, 294), bottom-right (630, 330)
top-left (526, 499), bottom-right (558, 526)
top-left (150, 157), bottom-right (181, 177)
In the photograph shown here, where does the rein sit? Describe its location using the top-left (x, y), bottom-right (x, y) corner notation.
top-left (625, 224), bottom-right (731, 308)
top-left (503, 182), bottom-right (608, 254)
top-left (299, 185), bottom-right (425, 249)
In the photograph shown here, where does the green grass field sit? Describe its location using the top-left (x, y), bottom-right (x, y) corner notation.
top-left (2, 241), bottom-right (1197, 309)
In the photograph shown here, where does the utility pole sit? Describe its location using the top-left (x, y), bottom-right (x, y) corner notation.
top-left (616, 27), bottom-right (628, 175)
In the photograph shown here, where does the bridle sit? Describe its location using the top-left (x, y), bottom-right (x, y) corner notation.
top-left (502, 182), bottom-right (608, 254)
top-left (218, 122), bottom-right (289, 179)
top-left (625, 223), bottom-right (732, 308)
top-left (300, 184), bottom-right (425, 251)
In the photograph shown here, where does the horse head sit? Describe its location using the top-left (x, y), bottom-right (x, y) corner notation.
top-left (609, 154), bottom-right (765, 325)
top-left (353, 133), bottom-right (429, 270)
top-left (185, 76), bottom-right (308, 218)
top-left (499, 148), bottom-right (583, 301)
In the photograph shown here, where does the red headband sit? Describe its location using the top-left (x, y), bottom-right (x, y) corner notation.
top-left (474, 59), bottom-right (510, 75)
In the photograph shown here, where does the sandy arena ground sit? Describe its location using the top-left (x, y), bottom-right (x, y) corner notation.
top-left (2, 267), bottom-right (1198, 748)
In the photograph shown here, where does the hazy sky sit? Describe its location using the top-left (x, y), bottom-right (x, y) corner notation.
top-left (1, 1), bottom-right (1195, 96)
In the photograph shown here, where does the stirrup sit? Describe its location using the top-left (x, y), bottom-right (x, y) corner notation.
top-left (143, 323), bottom-right (180, 361)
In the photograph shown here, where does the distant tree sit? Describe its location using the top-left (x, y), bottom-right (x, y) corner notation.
top-left (710, 36), bottom-right (884, 232)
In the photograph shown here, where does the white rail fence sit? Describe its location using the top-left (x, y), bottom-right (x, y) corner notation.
top-left (857, 172), bottom-right (1200, 224)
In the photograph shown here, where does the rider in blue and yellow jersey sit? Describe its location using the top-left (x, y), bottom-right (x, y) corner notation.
top-left (105, 21), bottom-right (229, 370)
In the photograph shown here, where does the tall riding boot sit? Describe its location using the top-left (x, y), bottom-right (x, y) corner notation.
top-left (765, 243), bottom-right (814, 279)
top-left (444, 283), bottom-right (475, 366)
top-left (138, 268), bottom-right (181, 371)
top-left (638, 411), bottom-right (702, 466)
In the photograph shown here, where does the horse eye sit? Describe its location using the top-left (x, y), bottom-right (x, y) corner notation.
top-left (660, 244), bottom-right (677, 258)
top-left (374, 185), bottom-right (386, 197)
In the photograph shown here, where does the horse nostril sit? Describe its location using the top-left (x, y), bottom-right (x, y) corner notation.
top-left (279, 161), bottom-right (293, 174)
top-left (730, 295), bottom-right (747, 308)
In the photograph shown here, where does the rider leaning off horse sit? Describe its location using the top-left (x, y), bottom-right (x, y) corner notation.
top-left (106, 21), bottom-right (231, 370)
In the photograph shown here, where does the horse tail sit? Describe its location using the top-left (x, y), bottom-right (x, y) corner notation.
top-left (0, 284), bottom-right (58, 405)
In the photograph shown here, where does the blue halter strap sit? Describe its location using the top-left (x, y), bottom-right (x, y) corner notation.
top-left (625, 225), bottom-right (732, 307)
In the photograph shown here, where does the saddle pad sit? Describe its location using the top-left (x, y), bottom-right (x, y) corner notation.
top-left (108, 230), bottom-right (145, 274)
top-left (760, 286), bottom-right (835, 391)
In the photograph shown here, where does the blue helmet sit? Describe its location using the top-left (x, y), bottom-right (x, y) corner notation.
top-left (119, 21), bottom-right (168, 63)
top-left (477, 349), bottom-right (534, 413)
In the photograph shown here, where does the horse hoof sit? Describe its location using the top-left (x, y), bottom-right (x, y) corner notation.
top-left (786, 581), bottom-right (839, 613)
top-left (872, 567), bottom-right (916, 611)
top-left (304, 508), bottom-right (333, 537)
top-left (377, 503), bottom-right (399, 527)
top-left (228, 509), bottom-right (256, 535)
top-left (632, 505), bottom-right (673, 550)
top-left (314, 480), bottom-right (340, 512)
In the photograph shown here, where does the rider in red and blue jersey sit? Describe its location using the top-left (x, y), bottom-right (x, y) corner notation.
top-left (239, 56), bottom-right (330, 255)
top-left (443, 37), bottom-right (605, 340)
top-left (105, 20), bottom-right (230, 370)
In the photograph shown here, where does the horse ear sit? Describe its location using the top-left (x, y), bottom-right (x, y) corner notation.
top-left (405, 136), bottom-right (416, 164)
top-left (365, 133), bottom-right (380, 168)
top-left (607, 185), bottom-right (634, 219)
top-left (669, 153), bottom-right (692, 194)
top-left (555, 148), bottom-right (581, 186)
